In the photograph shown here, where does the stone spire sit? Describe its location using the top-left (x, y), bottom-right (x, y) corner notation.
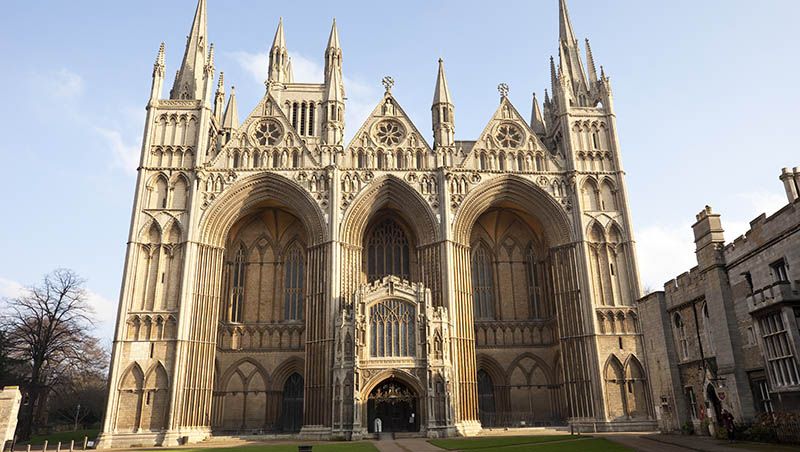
top-left (170, 0), bottom-right (208, 100)
top-left (556, 0), bottom-right (588, 97)
top-left (432, 58), bottom-right (455, 148)
top-left (268, 18), bottom-right (292, 87)
top-left (222, 87), bottom-right (239, 130)
top-left (531, 92), bottom-right (546, 135)
top-left (585, 38), bottom-right (598, 83)
top-left (214, 72), bottom-right (225, 123)
top-left (150, 42), bottom-right (166, 102)
top-left (325, 19), bottom-right (342, 77)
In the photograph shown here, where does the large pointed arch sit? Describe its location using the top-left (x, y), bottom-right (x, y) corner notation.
top-left (200, 172), bottom-right (327, 247)
top-left (340, 174), bottom-right (439, 247)
top-left (453, 174), bottom-right (572, 246)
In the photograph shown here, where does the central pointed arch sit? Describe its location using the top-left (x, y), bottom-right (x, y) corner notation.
top-left (452, 174), bottom-right (573, 246)
top-left (340, 174), bottom-right (439, 247)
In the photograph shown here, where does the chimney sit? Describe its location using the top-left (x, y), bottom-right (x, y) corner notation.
top-left (693, 206), bottom-right (725, 269)
top-left (780, 167), bottom-right (799, 203)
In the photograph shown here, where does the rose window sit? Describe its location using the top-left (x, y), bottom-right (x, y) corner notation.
top-left (376, 120), bottom-right (405, 146)
top-left (495, 124), bottom-right (523, 148)
top-left (254, 119), bottom-right (282, 146)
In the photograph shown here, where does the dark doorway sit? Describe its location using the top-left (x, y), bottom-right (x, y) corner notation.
top-left (281, 373), bottom-right (304, 432)
top-left (707, 385), bottom-right (722, 426)
top-left (477, 370), bottom-right (496, 427)
top-left (367, 378), bottom-right (419, 433)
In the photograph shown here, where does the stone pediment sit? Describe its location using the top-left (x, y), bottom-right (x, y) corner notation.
top-left (207, 92), bottom-right (319, 169)
top-left (345, 92), bottom-right (432, 164)
top-left (464, 96), bottom-right (563, 171)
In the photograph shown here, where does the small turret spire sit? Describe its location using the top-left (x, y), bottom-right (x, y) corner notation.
top-left (170, 0), bottom-right (208, 100)
top-left (432, 58), bottom-right (453, 106)
top-left (432, 59), bottom-right (455, 148)
top-left (531, 92), bottom-right (546, 135)
top-left (214, 72), bottom-right (225, 123)
top-left (150, 42), bottom-right (166, 102)
top-left (325, 19), bottom-right (343, 79)
top-left (222, 86), bottom-right (239, 130)
top-left (585, 38), bottom-right (598, 83)
top-left (268, 18), bottom-right (292, 86)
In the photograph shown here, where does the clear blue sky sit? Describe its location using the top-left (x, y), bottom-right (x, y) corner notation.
top-left (1, 0), bottom-right (798, 340)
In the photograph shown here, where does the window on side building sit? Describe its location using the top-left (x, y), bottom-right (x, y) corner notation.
top-left (759, 311), bottom-right (800, 387)
top-left (771, 259), bottom-right (789, 283)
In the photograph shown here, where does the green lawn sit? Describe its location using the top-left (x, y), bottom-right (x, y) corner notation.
top-left (179, 443), bottom-right (378, 452)
top-left (25, 429), bottom-right (100, 446)
top-left (429, 435), bottom-right (632, 451)
top-left (429, 435), bottom-right (572, 450)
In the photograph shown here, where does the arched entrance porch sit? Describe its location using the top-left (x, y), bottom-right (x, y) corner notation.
top-left (367, 377), bottom-right (420, 433)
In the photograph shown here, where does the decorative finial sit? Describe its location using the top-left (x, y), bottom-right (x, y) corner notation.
top-left (497, 83), bottom-right (509, 98)
top-left (382, 76), bottom-right (395, 93)
top-left (217, 72), bottom-right (224, 89)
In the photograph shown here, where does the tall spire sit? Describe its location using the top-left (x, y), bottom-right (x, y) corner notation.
top-left (222, 87), bottom-right (239, 130)
top-left (432, 58), bottom-right (455, 148)
top-left (268, 18), bottom-right (292, 86)
top-left (170, 0), bottom-right (208, 100)
top-left (556, 0), bottom-right (588, 95)
top-left (559, 0), bottom-right (577, 44)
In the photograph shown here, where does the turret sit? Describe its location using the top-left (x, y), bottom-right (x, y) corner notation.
top-left (431, 58), bottom-right (454, 148)
top-left (220, 86), bottom-right (238, 144)
top-left (150, 43), bottom-right (166, 103)
top-left (214, 72), bottom-right (225, 124)
top-left (530, 92), bottom-right (546, 136)
top-left (267, 18), bottom-right (292, 87)
top-left (169, 0), bottom-right (208, 100)
top-left (322, 19), bottom-right (345, 145)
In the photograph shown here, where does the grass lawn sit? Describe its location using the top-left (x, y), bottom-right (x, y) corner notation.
top-left (429, 435), bottom-right (632, 451)
top-left (429, 435), bottom-right (573, 450)
top-left (25, 429), bottom-right (101, 446)
top-left (179, 443), bottom-right (379, 452)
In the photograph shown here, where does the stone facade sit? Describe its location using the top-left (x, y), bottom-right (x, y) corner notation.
top-left (639, 169), bottom-right (800, 433)
top-left (98, 0), bottom-right (656, 447)
top-left (1, 387), bottom-right (22, 448)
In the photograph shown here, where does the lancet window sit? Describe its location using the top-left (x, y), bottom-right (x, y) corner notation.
top-left (471, 243), bottom-right (495, 320)
top-left (366, 219), bottom-right (410, 282)
top-left (369, 299), bottom-right (416, 357)
top-left (284, 244), bottom-right (305, 321)
top-left (228, 245), bottom-right (246, 323)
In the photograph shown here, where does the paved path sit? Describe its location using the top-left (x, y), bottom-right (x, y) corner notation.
top-left (371, 438), bottom-right (443, 452)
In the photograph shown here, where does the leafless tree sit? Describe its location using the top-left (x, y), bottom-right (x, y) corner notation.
top-left (1, 269), bottom-right (101, 440)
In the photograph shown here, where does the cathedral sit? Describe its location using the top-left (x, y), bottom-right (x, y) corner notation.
top-left (99, 0), bottom-right (656, 447)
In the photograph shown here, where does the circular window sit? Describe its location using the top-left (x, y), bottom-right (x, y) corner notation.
top-left (375, 120), bottom-right (405, 146)
top-left (495, 124), bottom-right (523, 148)
top-left (254, 119), bottom-right (282, 146)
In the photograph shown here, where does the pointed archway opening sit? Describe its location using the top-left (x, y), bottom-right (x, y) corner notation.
top-left (367, 377), bottom-right (420, 433)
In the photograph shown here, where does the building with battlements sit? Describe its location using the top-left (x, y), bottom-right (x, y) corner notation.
top-left (98, 0), bottom-right (657, 447)
top-left (639, 168), bottom-right (800, 433)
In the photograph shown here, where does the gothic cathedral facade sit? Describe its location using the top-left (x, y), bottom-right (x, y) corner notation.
top-left (99, 0), bottom-right (656, 447)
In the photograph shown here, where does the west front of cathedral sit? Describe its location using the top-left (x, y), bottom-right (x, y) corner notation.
top-left (99, 0), bottom-right (656, 447)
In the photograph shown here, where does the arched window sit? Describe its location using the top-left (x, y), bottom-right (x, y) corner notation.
top-left (228, 245), bottom-right (246, 322)
top-left (369, 299), bottom-right (416, 357)
top-left (526, 245), bottom-right (542, 319)
top-left (292, 151), bottom-right (300, 168)
top-left (471, 244), bottom-right (495, 320)
top-left (284, 244), bottom-right (305, 321)
top-left (366, 219), bottom-right (410, 281)
top-left (477, 370), bottom-right (496, 424)
top-left (358, 151), bottom-right (366, 168)
top-left (479, 153), bottom-right (487, 170)
top-left (291, 102), bottom-right (299, 130)
top-left (517, 154), bottom-right (525, 171)
top-left (300, 103), bottom-right (307, 135)
top-left (674, 313), bottom-right (688, 359)
top-left (151, 176), bottom-right (168, 209)
top-left (498, 153), bottom-right (506, 171)
top-left (308, 103), bottom-right (315, 136)
top-left (416, 151), bottom-right (424, 170)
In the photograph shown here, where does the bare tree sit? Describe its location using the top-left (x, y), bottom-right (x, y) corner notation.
top-left (1, 269), bottom-right (100, 440)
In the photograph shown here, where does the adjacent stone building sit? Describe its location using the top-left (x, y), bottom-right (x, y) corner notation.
top-left (639, 168), bottom-right (800, 433)
top-left (98, 0), bottom-right (657, 447)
